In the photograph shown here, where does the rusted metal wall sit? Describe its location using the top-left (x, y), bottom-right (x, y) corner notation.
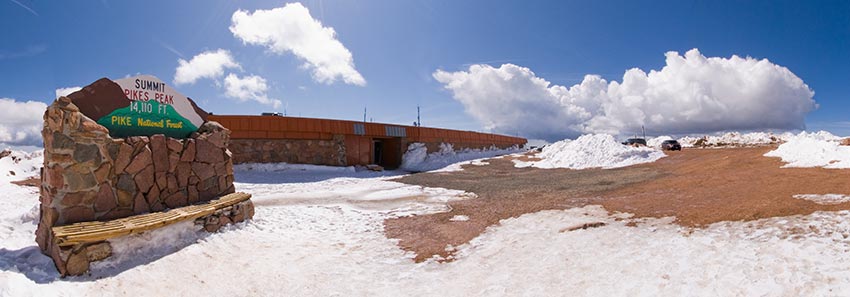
top-left (208, 115), bottom-right (527, 166)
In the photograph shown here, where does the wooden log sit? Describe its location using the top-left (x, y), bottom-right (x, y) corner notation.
top-left (53, 192), bottom-right (251, 247)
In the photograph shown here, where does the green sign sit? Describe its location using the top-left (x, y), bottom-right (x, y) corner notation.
top-left (70, 75), bottom-right (207, 139)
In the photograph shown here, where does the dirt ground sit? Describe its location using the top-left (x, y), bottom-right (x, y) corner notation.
top-left (385, 146), bottom-right (850, 262)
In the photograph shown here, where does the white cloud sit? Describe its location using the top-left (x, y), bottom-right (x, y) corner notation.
top-left (174, 49), bottom-right (241, 85)
top-left (434, 49), bottom-right (817, 141)
top-left (0, 98), bottom-right (47, 146)
top-left (223, 73), bottom-right (282, 109)
top-left (54, 86), bottom-right (81, 98)
top-left (230, 3), bottom-right (366, 86)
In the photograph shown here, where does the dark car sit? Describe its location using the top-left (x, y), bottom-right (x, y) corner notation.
top-left (661, 140), bottom-right (682, 151)
top-left (622, 138), bottom-right (647, 147)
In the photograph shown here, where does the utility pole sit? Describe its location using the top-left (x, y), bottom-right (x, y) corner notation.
top-left (642, 125), bottom-right (646, 139)
top-left (363, 106), bottom-right (367, 123)
top-left (417, 105), bottom-right (420, 127)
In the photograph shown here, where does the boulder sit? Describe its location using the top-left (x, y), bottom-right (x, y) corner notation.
top-left (149, 134), bottom-right (169, 173)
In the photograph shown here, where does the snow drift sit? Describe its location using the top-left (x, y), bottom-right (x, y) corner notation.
top-left (514, 134), bottom-right (665, 169)
top-left (400, 143), bottom-right (521, 172)
top-left (764, 132), bottom-right (850, 168)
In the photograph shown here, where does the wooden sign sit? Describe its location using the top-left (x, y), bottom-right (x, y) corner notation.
top-left (68, 75), bottom-right (208, 138)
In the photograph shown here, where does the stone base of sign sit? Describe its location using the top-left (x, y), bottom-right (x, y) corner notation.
top-left (195, 199), bottom-right (255, 232)
top-left (37, 96), bottom-right (237, 274)
top-left (50, 199), bottom-right (254, 276)
top-left (228, 137), bottom-right (346, 165)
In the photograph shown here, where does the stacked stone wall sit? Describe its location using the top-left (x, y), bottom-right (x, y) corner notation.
top-left (228, 136), bottom-right (346, 165)
top-left (37, 97), bottom-right (235, 257)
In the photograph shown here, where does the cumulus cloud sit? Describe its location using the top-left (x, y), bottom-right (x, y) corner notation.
top-left (223, 73), bottom-right (282, 109)
top-left (174, 49), bottom-right (241, 85)
top-left (54, 86), bottom-right (81, 98)
top-left (230, 3), bottom-right (366, 86)
top-left (434, 49), bottom-right (817, 141)
top-left (0, 98), bottom-right (47, 146)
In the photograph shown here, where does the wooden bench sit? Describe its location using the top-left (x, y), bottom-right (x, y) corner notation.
top-left (49, 192), bottom-right (254, 276)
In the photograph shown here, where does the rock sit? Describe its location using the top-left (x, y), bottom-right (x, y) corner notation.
top-left (62, 206), bottom-right (95, 224)
top-left (150, 134), bottom-right (169, 172)
top-left (168, 152), bottom-right (180, 172)
top-left (79, 120), bottom-right (108, 135)
top-left (841, 138), bottom-right (850, 146)
top-left (219, 215), bottom-right (232, 227)
top-left (45, 164), bottom-right (65, 189)
top-left (176, 162), bottom-right (192, 187)
top-left (197, 121), bottom-right (227, 134)
top-left (188, 175), bottom-right (199, 185)
top-left (94, 184), bottom-right (117, 212)
top-left (166, 137), bottom-right (181, 151)
top-left (72, 143), bottom-right (101, 166)
top-left (155, 171), bottom-right (168, 190)
top-left (101, 208), bottom-right (134, 220)
top-left (200, 176), bottom-right (218, 191)
top-left (192, 162), bottom-right (216, 181)
top-left (188, 186), bottom-right (199, 204)
top-left (116, 190), bottom-right (134, 208)
top-left (93, 162), bottom-right (111, 184)
top-left (64, 190), bottom-right (97, 207)
top-left (205, 131), bottom-right (229, 148)
top-left (167, 174), bottom-right (178, 193)
top-left (217, 175), bottom-right (228, 194)
top-left (133, 192), bottom-right (149, 214)
top-left (51, 132), bottom-right (75, 151)
top-left (180, 139), bottom-right (195, 162)
top-left (63, 169), bottom-right (97, 192)
top-left (113, 143), bottom-right (134, 173)
top-left (244, 201), bottom-right (255, 219)
top-left (133, 165), bottom-right (155, 194)
top-left (203, 216), bottom-right (221, 232)
top-left (116, 174), bottom-right (136, 193)
top-left (213, 162), bottom-right (226, 176)
top-left (194, 139), bottom-right (224, 163)
top-left (164, 191), bottom-right (188, 209)
top-left (0, 149), bottom-right (11, 159)
top-left (85, 242), bottom-right (112, 262)
top-left (125, 147), bottom-right (152, 174)
top-left (64, 247), bottom-right (90, 276)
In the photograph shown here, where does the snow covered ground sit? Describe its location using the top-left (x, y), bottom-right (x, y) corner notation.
top-left (4, 140), bottom-right (850, 296)
top-left (400, 143), bottom-right (522, 172)
top-left (514, 134), bottom-right (666, 169)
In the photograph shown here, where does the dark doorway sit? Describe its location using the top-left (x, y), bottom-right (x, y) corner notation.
top-left (373, 140), bottom-right (383, 165)
top-left (372, 138), bottom-right (402, 169)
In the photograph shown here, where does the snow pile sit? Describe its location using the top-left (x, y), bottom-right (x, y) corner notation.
top-left (0, 149), bottom-right (42, 183)
top-left (676, 131), bottom-right (792, 148)
top-left (400, 143), bottom-right (522, 172)
top-left (793, 194), bottom-right (850, 205)
top-left (514, 134), bottom-right (666, 169)
top-left (764, 132), bottom-right (850, 168)
top-left (646, 135), bottom-right (674, 148)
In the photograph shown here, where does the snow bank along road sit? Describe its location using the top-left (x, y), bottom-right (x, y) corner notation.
top-left (389, 146), bottom-right (850, 261)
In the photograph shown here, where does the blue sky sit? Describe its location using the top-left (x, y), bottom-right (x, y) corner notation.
top-left (1, 0), bottom-right (848, 141)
